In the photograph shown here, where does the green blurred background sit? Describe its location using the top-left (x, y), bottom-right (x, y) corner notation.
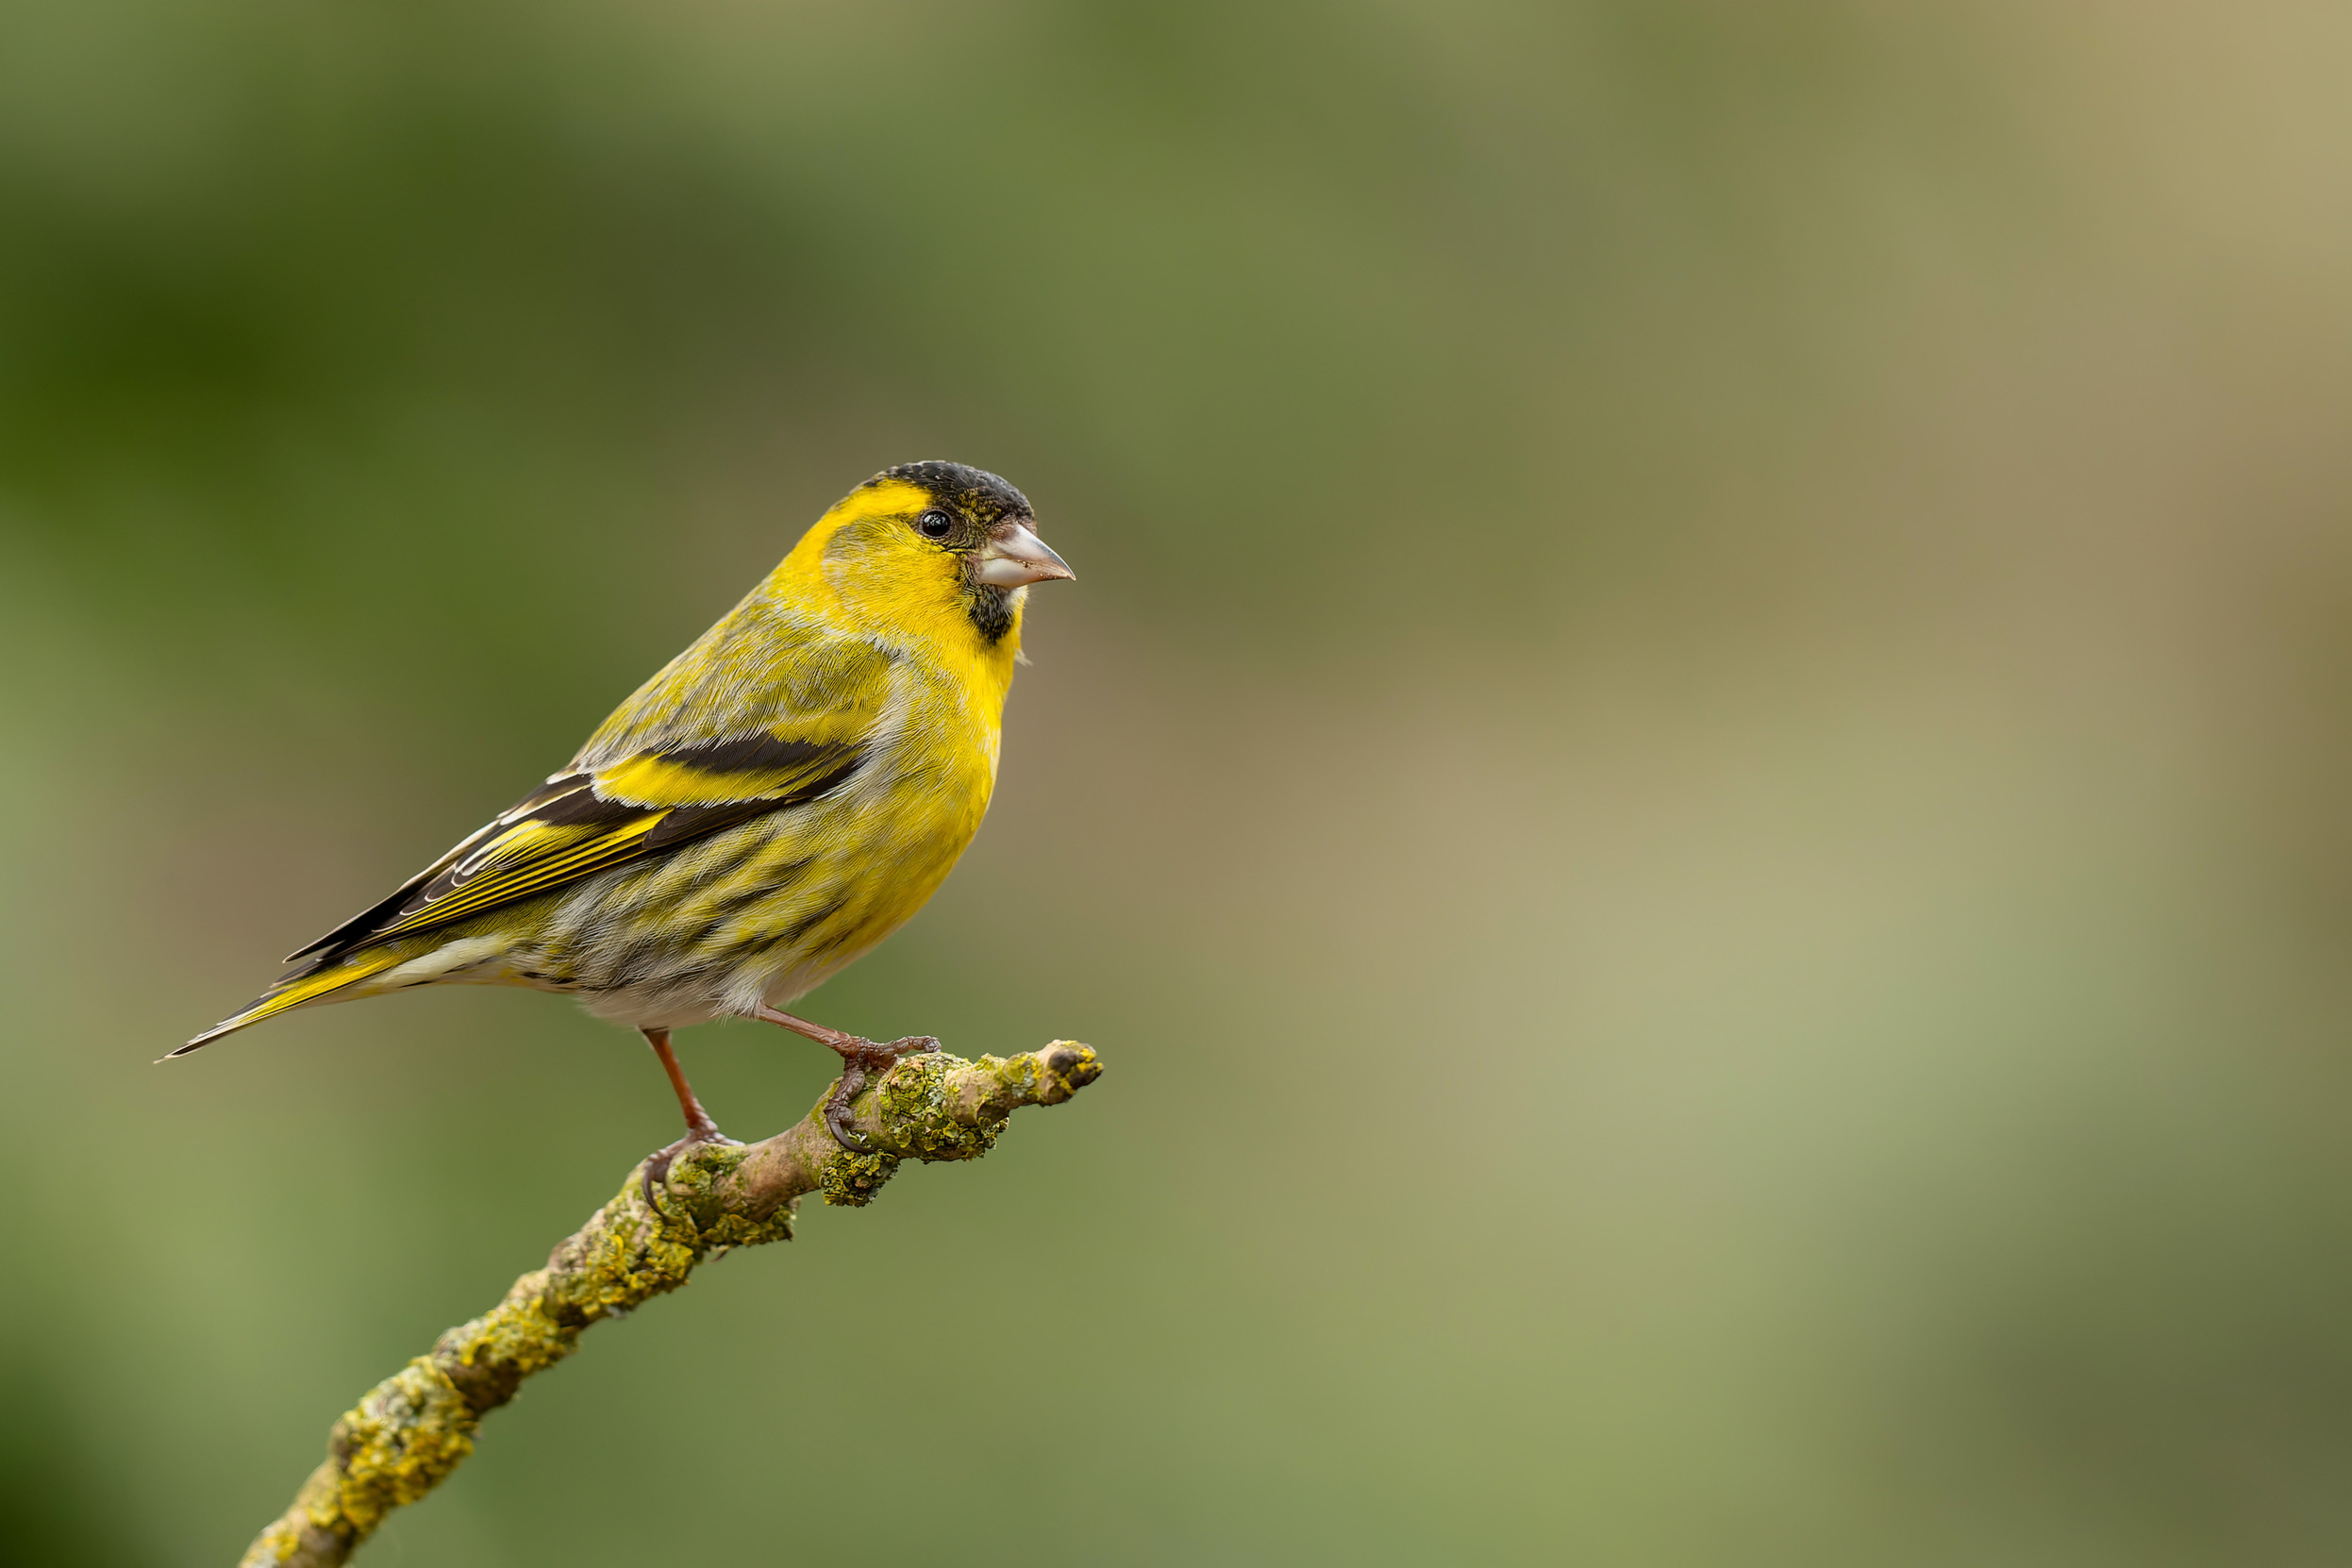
top-left (5, 1), bottom-right (2352, 1562)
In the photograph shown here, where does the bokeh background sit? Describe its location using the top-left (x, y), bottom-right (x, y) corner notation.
top-left (5, 1), bottom-right (2352, 1562)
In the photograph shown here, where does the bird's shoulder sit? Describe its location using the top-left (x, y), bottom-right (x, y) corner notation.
top-left (576, 600), bottom-right (901, 770)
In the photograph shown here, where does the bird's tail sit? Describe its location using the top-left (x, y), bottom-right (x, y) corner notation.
top-left (166, 948), bottom-right (409, 1059)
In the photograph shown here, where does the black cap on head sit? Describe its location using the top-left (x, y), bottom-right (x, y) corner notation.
top-left (879, 460), bottom-right (1032, 524)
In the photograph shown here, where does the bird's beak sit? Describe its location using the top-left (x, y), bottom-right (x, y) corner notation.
top-left (974, 520), bottom-right (1076, 587)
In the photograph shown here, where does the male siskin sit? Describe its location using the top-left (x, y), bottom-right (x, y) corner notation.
top-left (177, 460), bottom-right (1073, 1163)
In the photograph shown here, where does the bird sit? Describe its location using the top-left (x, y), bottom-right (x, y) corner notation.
top-left (175, 460), bottom-right (1074, 1176)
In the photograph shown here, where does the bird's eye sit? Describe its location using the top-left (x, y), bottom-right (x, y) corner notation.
top-left (915, 510), bottom-right (954, 540)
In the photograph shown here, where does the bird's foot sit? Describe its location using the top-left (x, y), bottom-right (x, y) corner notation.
top-left (822, 1036), bottom-right (942, 1152)
top-left (641, 1126), bottom-right (743, 1212)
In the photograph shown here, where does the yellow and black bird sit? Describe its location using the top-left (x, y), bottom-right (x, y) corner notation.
top-left (178, 461), bottom-right (1073, 1166)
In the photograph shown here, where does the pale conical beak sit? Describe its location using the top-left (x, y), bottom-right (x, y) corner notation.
top-left (975, 521), bottom-right (1076, 587)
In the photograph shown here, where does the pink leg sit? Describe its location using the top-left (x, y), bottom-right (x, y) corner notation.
top-left (638, 1027), bottom-right (739, 1209)
top-left (646, 1027), bottom-right (722, 1140)
top-left (751, 1006), bottom-right (940, 1151)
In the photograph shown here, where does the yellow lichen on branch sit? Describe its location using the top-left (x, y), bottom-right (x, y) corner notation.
top-left (238, 1043), bottom-right (1102, 1568)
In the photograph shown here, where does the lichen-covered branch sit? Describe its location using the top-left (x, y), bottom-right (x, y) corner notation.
top-left (237, 1043), bottom-right (1102, 1568)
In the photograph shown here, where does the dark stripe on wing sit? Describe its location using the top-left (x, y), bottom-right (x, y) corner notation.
top-left (661, 731), bottom-right (844, 774)
top-left (282, 774), bottom-right (597, 962)
top-left (644, 753), bottom-right (863, 848)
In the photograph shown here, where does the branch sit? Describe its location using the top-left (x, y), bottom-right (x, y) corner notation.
top-left (237, 1043), bottom-right (1103, 1567)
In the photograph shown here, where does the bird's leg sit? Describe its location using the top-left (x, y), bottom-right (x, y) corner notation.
top-left (751, 1005), bottom-right (941, 1153)
top-left (649, 1027), bottom-right (723, 1140)
top-left (640, 1027), bottom-right (740, 1209)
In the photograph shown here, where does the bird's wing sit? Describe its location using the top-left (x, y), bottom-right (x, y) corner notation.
top-left (287, 638), bottom-right (891, 964)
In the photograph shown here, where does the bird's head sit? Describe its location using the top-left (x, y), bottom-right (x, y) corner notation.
top-left (786, 460), bottom-right (1073, 651)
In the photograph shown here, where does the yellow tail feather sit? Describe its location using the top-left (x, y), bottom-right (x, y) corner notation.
top-left (168, 950), bottom-right (409, 1059)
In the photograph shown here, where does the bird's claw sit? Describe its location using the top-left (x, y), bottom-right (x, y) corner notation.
top-left (641, 1127), bottom-right (742, 1213)
top-left (824, 1095), bottom-right (872, 1152)
top-left (820, 1036), bottom-right (943, 1152)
